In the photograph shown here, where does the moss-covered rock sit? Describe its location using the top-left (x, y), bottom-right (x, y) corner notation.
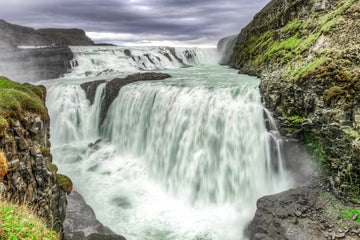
top-left (0, 76), bottom-right (48, 124)
top-left (56, 174), bottom-right (73, 194)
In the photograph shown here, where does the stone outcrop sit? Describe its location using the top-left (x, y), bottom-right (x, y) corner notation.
top-left (37, 28), bottom-right (95, 46)
top-left (80, 80), bottom-right (107, 105)
top-left (80, 72), bottom-right (171, 123)
top-left (229, 0), bottom-right (360, 198)
top-left (0, 77), bottom-right (71, 238)
top-left (246, 182), bottom-right (360, 240)
top-left (64, 191), bottom-right (126, 240)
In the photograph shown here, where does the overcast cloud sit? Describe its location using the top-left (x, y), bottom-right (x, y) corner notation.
top-left (0, 0), bottom-right (270, 46)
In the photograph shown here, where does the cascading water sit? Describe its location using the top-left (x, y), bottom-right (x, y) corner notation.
top-left (68, 46), bottom-right (220, 78)
top-left (45, 47), bottom-right (293, 240)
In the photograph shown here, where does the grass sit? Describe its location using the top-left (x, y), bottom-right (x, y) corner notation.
top-left (0, 199), bottom-right (59, 240)
top-left (0, 76), bottom-right (48, 128)
top-left (341, 209), bottom-right (360, 222)
top-left (293, 56), bottom-right (328, 79)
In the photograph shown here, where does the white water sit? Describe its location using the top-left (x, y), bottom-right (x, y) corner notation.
top-left (45, 47), bottom-right (293, 240)
top-left (67, 46), bottom-right (220, 78)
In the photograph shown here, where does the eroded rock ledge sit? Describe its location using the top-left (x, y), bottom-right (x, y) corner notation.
top-left (80, 72), bottom-right (171, 123)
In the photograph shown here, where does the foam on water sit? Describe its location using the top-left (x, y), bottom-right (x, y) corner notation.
top-left (46, 47), bottom-right (293, 240)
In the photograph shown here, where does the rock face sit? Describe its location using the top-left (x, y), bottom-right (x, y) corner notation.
top-left (80, 80), bottom-right (107, 105)
top-left (0, 79), bottom-right (70, 238)
top-left (0, 19), bottom-right (95, 48)
top-left (229, 0), bottom-right (360, 199)
top-left (246, 182), bottom-right (360, 240)
top-left (0, 47), bottom-right (74, 82)
top-left (64, 191), bottom-right (126, 240)
top-left (80, 72), bottom-right (171, 123)
top-left (37, 28), bottom-right (95, 46)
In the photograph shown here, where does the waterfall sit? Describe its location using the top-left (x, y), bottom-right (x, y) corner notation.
top-left (67, 46), bottom-right (220, 78)
top-left (46, 46), bottom-right (292, 240)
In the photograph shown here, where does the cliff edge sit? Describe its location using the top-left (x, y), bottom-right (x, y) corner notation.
top-left (0, 76), bottom-right (72, 239)
top-left (227, 0), bottom-right (360, 238)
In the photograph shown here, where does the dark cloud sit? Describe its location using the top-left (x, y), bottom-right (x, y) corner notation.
top-left (1, 0), bottom-right (270, 45)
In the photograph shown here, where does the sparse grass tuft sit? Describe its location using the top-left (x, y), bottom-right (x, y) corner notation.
top-left (0, 199), bottom-right (59, 240)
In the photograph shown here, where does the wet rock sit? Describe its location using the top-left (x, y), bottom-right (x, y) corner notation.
top-left (84, 233), bottom-right (126, 240)
top-left (64, 191), bottom-right (126, 240)
top-left (353, 213), bottom-right (359, 221)
top-left (80, 80), bottom-right (107, 105)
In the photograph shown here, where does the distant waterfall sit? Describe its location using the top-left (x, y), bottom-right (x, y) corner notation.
top-left (67, 46), bottom-right (220, 78)
top-left (47, 51), bottom-right (292, 240)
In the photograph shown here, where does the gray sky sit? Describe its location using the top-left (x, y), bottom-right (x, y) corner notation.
top-left (1, 0), bottom-right (270, 46)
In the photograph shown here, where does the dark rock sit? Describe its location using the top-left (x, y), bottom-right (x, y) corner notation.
top-left (80, 80), bottom-right (107, 105)
top-left (37, 28), bottom-right (94, 46)
top-left (1, 110), bottom-right (68, 239)
top-left (124, 49), bottom-right (132, 57)
top-left (64, 191), bottom-right (126, 240)
top-left (83, 233), bottom-right (126, 240)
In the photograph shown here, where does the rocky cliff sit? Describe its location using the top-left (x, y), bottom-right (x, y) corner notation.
top-left (0, 19), bottom-right (95, 48)
top-left (0, 76), bottom-right (72, 239)
top-left (226, 0), bottom-right (360, 238)
top-left (229, 0), bottom-right (360, 199)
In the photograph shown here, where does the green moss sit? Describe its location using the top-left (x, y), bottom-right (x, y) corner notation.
top-left (323, 86), bottom-right (348, 103)
top-left (285, 18), bottom-right (301, 31)
top-left (0, 76), bottom-right (48, 125)
top-left (41, 147), bottom-right (51, 158)
top-left (305, 134), bottom-right (328, 169)
top-left (47, 163), bottom-right (58, 176)
top-left (266, 33), bottom-right (302, 58)
top-left (56, 174), bottom-right (73, 194)
top-left (293, 56), bottom-right (328, 79)
top-left (0, 200), bottom-right (58, 239)
top-left (0, 116), bottom-right (8, 135)
top-left (286, 114), bottom-right (305, 123)
top-left (345, 127), bottom-right (360, 139)
top-left (340, 209), bottom-right (360, 222)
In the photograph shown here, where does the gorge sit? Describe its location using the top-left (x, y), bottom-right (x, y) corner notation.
top-left (0, 0), bottom-right (359, 239)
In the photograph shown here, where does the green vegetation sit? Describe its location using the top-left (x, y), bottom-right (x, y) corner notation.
top-left (323, 86), bottom-right (348, 103)
top-left (0, 76), bottom-right (48, 129)
top-left (41, 146), bottom-right (51, 158)
top-left (341, 209), bottom-right (360, 222)
top-left (345, 127), bottom-right (360, 139)
top-left (0, 200), bottom-right (58, 240)
top-left (319, 192), bottom-right (360, 229)
top-left (56, 174), bottom-right (73, 194)
top-left (47, 163), bottom-right (58, 176)
top-left (304, 134), bottom-right (328, 169)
